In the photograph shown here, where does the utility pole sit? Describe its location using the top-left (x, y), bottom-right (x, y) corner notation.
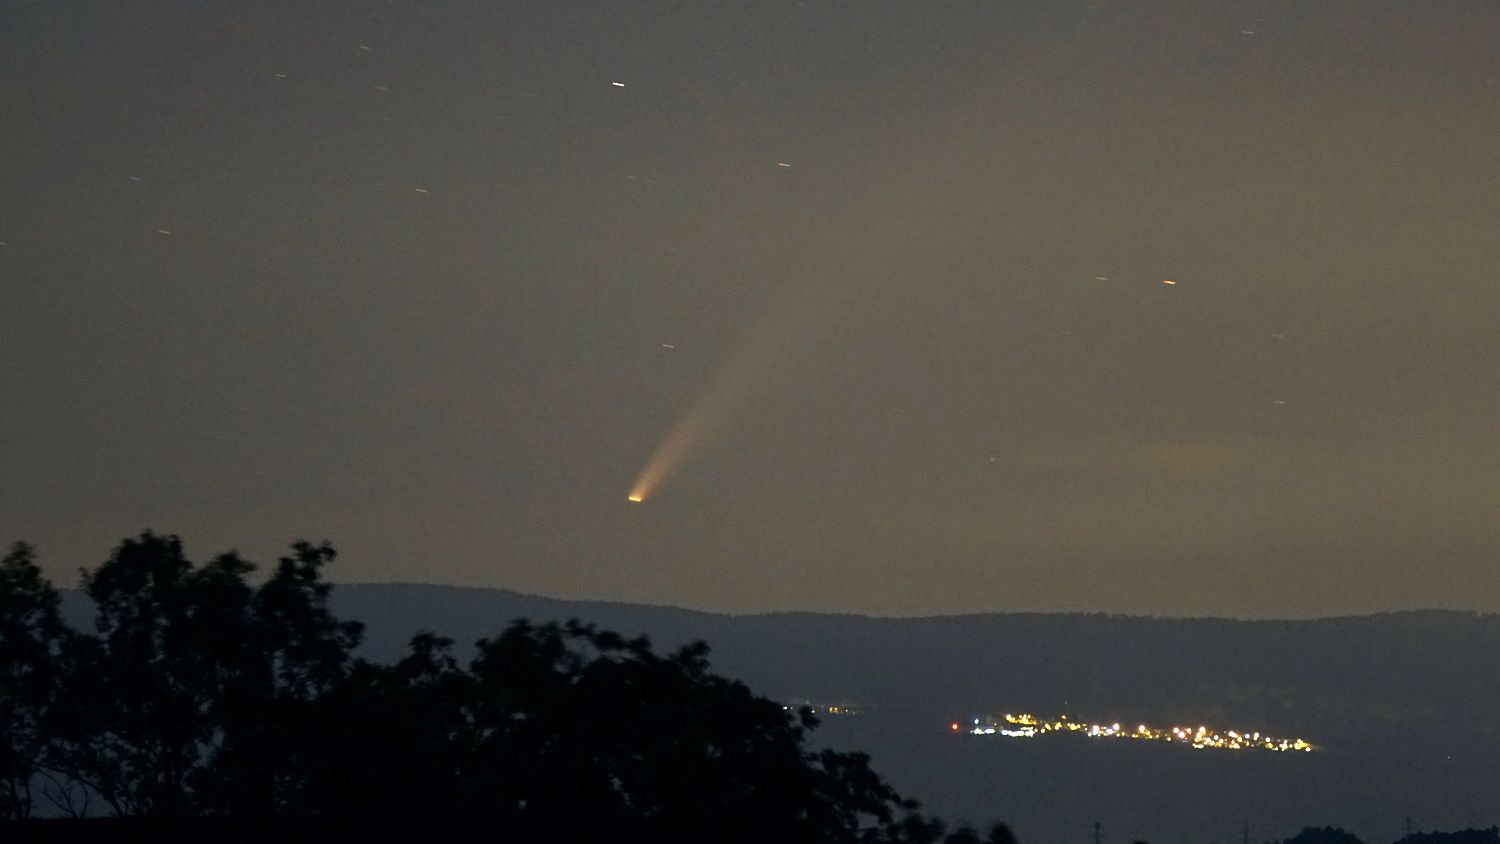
top-left (1405, 816), bottom-right (1414, 841)
top-left (1093, 821), bottom-right (1102, 844)
top-left (1243, 823), bottom-right (1251, 844)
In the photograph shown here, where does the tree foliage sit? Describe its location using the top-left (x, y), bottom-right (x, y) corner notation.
top-left (1284, 828), bottom-right (1367, 844)
top-left (0, 542), bottom-right (66, 818)
top-left (35, 533), bottom-right (361, 817)
top-left (0, 532), bottom-right (1000, 842)
top-left (293, 619), bottom-right (950, 842)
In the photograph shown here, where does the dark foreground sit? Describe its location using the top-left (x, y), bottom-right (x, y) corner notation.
top-left (4, 816), bottom-right (627, 843)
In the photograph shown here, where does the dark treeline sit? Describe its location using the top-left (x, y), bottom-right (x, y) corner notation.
top-left (0, 533), bottom-right (1017, 843)
top-left (4, 535), bottom-right (1494, 844)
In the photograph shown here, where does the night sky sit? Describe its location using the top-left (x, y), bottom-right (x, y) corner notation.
top-left (3, 1), bottom-right (1497, 616)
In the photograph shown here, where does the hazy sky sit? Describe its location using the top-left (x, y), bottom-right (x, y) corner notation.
top-left (3, 1), bottom-right (1497, 616)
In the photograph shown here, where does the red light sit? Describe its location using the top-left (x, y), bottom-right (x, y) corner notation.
top-left (950, 723), bottom-right (960, 731)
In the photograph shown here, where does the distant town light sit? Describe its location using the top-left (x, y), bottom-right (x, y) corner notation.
top-left (961, 713), bottom-right (1316, 753)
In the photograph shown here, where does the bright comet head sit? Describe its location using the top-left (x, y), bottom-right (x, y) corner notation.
top-left (627, 494), bottom-right (644, 503)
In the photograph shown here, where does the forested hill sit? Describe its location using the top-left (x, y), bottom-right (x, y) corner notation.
top-left (59, 583), bottom-right (1500, 737)
top-left (321, 585), bottom-right (1496, 732)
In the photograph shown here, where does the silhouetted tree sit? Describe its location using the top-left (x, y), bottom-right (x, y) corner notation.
top-left (942, 825), bottom-right (985, 844)
top-left (291, 619), bottom-right (951, 842)
top-left (910, 820), bottom-right (1019, 844)
top-left (3, 532), bottom-right (1015, 843)
top-left (1282, 828), bottom-right (1365, 844)
top-left (285, 631), bottom-right (477, 817)
top-left (41, 533), bottom-right (361, 816)
top-left (193, 540), bottom-right (364, 815)
top-left (0, 543), bottom-right (66, 819)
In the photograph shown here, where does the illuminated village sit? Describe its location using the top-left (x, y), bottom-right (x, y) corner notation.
top-left (955, 713), bottom-right (1315, 753)
top-left (783, 699), bottom-right (864, 717)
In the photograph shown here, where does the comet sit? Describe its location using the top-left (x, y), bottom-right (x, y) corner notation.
top-left (625, 314), bottom-right (797, 503)
top-left (622, 111), bottom-right (992, 503)
top-left (622, 185), bottom-right (969, 503)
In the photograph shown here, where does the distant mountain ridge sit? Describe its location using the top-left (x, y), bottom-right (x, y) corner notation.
top-left (319, 584), bottom-right (1498, 724)
top-left (62, 582), bottom-right (1500, 729)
